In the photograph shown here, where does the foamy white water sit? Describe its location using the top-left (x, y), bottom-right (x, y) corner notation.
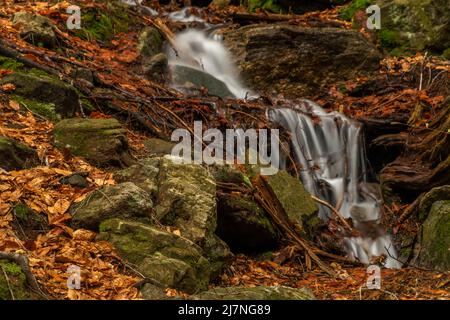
top-left (168, 29), bottom-right (253, 99)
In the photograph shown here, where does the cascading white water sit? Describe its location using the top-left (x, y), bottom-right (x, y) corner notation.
top-left (167, 29), bottom-right (253, 99)
top-left (269, 103), bottom-right (400, 268)
top-left (167, 13), bottom-right (400, 268)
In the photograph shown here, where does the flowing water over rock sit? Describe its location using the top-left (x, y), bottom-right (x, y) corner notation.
top-left (167, 11), bottom-right (400, 268)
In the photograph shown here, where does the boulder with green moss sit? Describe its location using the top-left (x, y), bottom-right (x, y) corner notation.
top-left (0, 136), bottom-right (39, 171)
top-left (53, 118), bottom-right (134, 167)
top-left (192, 285), bottom-right (316, 300)
top-left (0, 260), bottom-right (34, 300)
top-left (0, 72), bottom-right (79, 119)
top-left (97, 218), bottom-right (212, 293)
top-left (265, 170), bottom-right (318, 232)
top-left (12, 12), bottom-right (56, 48)
top-left (70, 182), bottom-right (153, 230)
top-left (414, 200), bottom-right (450, 271)
top-left (417, 185), bottom-right (450, 221)
top-left (138, 27), bottom-right (164, 58)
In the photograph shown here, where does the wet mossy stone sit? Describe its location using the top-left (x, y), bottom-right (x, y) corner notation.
top-left (418, 185), bottom-right (450, 222)
top-left (11, 95), bottom-right (61, 123)
top-left (53, 118), bottom-right (134, 167)
top-left (0, 136), bottom-right (39, 171)
top-left (0, 260), bottom-right (34, 300)
top-left (373, 0), bottom-right (450, 52)
top-left (70, 182), bottom-right (153, 231)
top-left (216, 193), bottom-right (278, 252)
top-left (0, 72), bottom-right (80, 118)
top-left (171, 65), bottom-right (235, 99)
top-left (97, 218), bottom-right (212, 293)
top-left (12, 12), bottom-right (56, 48)
top-left (143, 138), bottom-right (175, 157)
top-left (265, 170), bottom-right (318, 229)
top-left (415, 200), bottom-right (450, 271)
top-left (138, 27), bottom-right (164, 58)
top-left (192, 285), bottom-right (316, 300)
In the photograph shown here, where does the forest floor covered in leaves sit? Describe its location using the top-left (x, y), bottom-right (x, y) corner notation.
top-left (0, 1), bottom-right (449, 299)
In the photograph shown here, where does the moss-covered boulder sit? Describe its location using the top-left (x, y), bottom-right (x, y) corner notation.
top-left (418, 185), bottom-right (450, 221)
top-left (265, 170), bottom-right (318, 232)
top-left (12, 12), bottom-right (56, 48)
top-left (0, 136), bottom-right (39, 171)
top-left (114, 157), bottom-right (233, 276)
top-left (0, 72), bottom-right (80, 119)
top-left (143, 138), bottom-right (176, 157)
top-left (217, 193), bottom-right (278, 252)
top-left (375, 0), bottom-right (450, 53)
top-left (0, 260), bottom-right (34, 300)
top-left (70, 182), bottom-right (153, 230)
top-left (138, 27), bottom-right (164, 58)
top-left (192, 285), bottom-right (316, 300)
top-left (414, 200), bottom-right (450, 271)
top-left (53, 118), bottom-right (134, 167)
top-left (97, 218), bottom-right (212, 293)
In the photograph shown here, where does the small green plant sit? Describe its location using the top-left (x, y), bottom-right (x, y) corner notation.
top-left (241, 0), bottom-right (281, 13)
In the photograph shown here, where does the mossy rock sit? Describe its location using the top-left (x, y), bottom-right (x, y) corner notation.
top-left (97, 218), bottom-right (212, 293)
top-left (418, 185), bottom-right (450, 221)
top-left (12, 203), bottom-right (48, 241)
top-left (0, 72), bottom-right (79, 119)
top-left (137, 27), bottom-right (164, 58)
top-left (192, 285), bottom-right (316, 300)
top-left (11, 96), bottom-right (61, 122)
top-left (0, 260), bottom-right (33, 300)
top-left (265, 170), bottom-right (318, 229)
top-left (415, 200), bottom-right (450, 271)
top-left (53, 118), bottom-right (134, 167)
top-left (216, 193), bottom-right (278, 252)
top-left (70, 182), bottom-right (153, 230)
top-left (0, 136), bottom-right (39, 171)
top-left (12, 12), bottom-right (56, 48)
top-left (143, 138), bottom-right (175, 157)
top-left (71, 2), bottom-right (130, 44)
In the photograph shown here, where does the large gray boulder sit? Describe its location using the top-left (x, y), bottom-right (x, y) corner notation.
top-left (193, 285), bottom-right (315, 300)
top-left (223, 24), bottom-right (382, 98)
top-left (97, 218), bottom-right (212, 293)
top-left (53, 118), bottom-right (134, 167)
top-left (0, 136), bottom-right (39, 171)
top-left (70, 182), bottom-right (153, 230)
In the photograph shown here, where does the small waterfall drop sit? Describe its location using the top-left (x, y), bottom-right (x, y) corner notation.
top-left (168, 29), bottom-right (252, 99)
top-left (167, 12), bottom-right (400, 268)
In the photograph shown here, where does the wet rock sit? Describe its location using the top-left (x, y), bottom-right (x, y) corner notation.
top-left (414, 200), bottom-right (450, 271)
top-left (53, 118), bottom-right (134, 167)
top-left (0, 72), bottom-right (80, 119)
top-left (0, 136), bottom-right (39, 171)
top-left (192, 285), bottom-right (315, 300)
top-left (223, 24), bottom-right (382, 98)
top-left (171, 65), bottom-right (235, 99)
top-left (12, 12), bottom-right (56, 48)
top-left (143, 138), bottom-right (175, 156)
top-left (59, 173), bottom-right (89, 189)
top-left (216, 193), bottom-right (278, 252)
top-left (265, 170), bottom-right (318, 232)
top-left (138, 27), bottom-right (164, 58)
top-left (143, 53), bottom-right (168, 82)
top-left (374, 0), bottom-right (450, 53)
top-left (114, 157), bottom-right (161, 198)
top-left (70, 182), bottom-right (153, 230)
top-left (0, 260), bottom-right (35, 300)
top-left (97, 218), bottom-right (212, 293)
top-left (140, 283), bottom-right (168, 300)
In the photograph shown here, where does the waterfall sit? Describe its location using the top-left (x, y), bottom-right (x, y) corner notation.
top-left (167, 11), bottom-right (400, 268)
